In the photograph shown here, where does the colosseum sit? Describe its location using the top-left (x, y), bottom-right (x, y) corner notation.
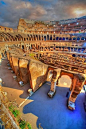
top-left (0, 16), bottom-right (86, 129)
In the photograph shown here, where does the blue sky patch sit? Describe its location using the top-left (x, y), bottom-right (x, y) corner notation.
top-left (1, 1), bottom-right (6, 5)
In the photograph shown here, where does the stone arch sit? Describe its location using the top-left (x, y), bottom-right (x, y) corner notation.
top-left (47, 35), bottom-right (49, 40)
top-left (15, 38), bottom-right (17, 41)
top-left (22, 45), bottom-right (24, 49)
top-left (63, 37), bottom-right (65, 40)
top-left (44, 36), bottom-right (46, 41)
top-left (24, 38), bottom-right (26, 41)
top-left (73, 37), bottom-right (76, 40)
top-left (69, 37), bottom-right (72, 40)
top-left (36, 35), bottom-right (38, 40)
top-left (50, 35), bottom-right (52, 40)
top-left (56, 37), bottom-right (58, 40)
top-left (66, 37), bottom-right (69, 40)
top-left (81, 37), bottom-right (84, 40)
top-left (58, 75), bottom-right (72, 88)
top-left (57, 71), bottom-right (74, 90)
top-left (59, 37), bottom-right (62, 40)
top-left (77, 37), bottom-right (80, 40)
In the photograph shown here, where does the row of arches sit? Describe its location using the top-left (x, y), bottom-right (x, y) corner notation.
top-left (12, 42), bottom-right (86, 54)
top-left (0, 26), bottom-right (13, 32)
top-left (0, 32), bottom-right (86, 42)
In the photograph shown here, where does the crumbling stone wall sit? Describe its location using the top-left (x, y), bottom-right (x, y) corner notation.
top-left (18, 59), bottom-right (29, 84)
top-left (28, 60), bottom-right (48, 92)
top-left (7, 47), bottom-right (49, 92)
top-left (11, 56), bottom-right (19, 75)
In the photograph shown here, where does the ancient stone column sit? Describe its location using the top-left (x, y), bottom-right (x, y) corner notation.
top-left (73, 48), bottom-right (74, 52)
top-left (41, 36), bottom-right (42, 41)
top-left (70, 48), bottom-right (71, 52)
top-left (50, 69), bottom-right (61, 92)
top-left (50, 70), bottom-right (57, 92)
top-left (42, 35), bottom-right (44, 41)
top-left (49, 35), bottom-right (50, 40)
top-left (69, 74), bottom-right (85, 103)
top-left (38, 35), bottom-right (39, 41)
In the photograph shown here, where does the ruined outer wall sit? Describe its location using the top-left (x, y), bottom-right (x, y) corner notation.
top-left (0, 25), bottom-right (13, 33)
top-left (17, 19), bottom-right (27, 33)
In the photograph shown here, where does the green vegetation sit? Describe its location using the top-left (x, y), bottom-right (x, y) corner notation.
top-left (9, 105), bottom-right (20, 117)
top-left (18, 119), bottom-right (32, 129)
top-left (27, 123), bottom-right (32, 129)
top-left (29, 53), bottom-right (37, 60)
top-left (29, 53), bottom-right (35, 58)
top-left (12, 109), bottom-right (20, 117)
top-left (9, 104), bottom-right (32, 129)
top-left (18, 119), bottom-right (26, 129)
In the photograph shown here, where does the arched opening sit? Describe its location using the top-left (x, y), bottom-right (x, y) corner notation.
top-left (63, 37), bottom-right (65, 40)
top-left (74, 48), bottom-right (77, 51)
top-left (59, 37), bottom-right (62, 40)
top-left (73, 37), bottom-right (76, 40)
top-left (81, 37), bottom-right (84, 40)
top-left (77, 37), bottom-right (80, 41)
top-left (72, 54), bottom-right (76, 57)
top-left (22, 45), bottom-right (24, 50)
top-left (66, 37), bottom-right (68, 40)
top-left (40, 54), bottom-right (41, 57)
top-left (47, 35), bottom-right (49, 40)
top-left (58, 75), bottom-right (72, 88)
top-left (56, 37), bottom-right (58, 40)
top-left (39, 35), bottom-right (41, 40)
top-left (53, 35), bottom-right (55, 40)
top-left (44, 36), bottom-right (46, 41)
top-left (78, 48), bottom-right (81, 52)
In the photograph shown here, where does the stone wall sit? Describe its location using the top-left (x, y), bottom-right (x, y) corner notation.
top-left (11, 56), bottom-right (19, 75)
top-left (18, 58), bottom-right (29, 84)
top-left (7, 47), bottom-right (49, 92)
top-left (0, 26), bottom-right (13, 33)
top-left (28, 60), bottom-right (48, 92)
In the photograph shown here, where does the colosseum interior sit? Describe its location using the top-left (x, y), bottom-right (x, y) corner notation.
top-left (0, 16), bottom-right (86, 129)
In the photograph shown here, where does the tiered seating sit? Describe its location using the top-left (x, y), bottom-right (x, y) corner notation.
top-left (38, 53), bottom-right (86, 73)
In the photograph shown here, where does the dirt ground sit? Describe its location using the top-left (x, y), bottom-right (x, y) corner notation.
top-left (0, 58), bottom-right (30, 105)
top-left (0, 58), bottom-right (38, 129)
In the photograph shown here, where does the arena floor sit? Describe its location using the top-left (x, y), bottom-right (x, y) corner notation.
top-left (22, 82), bottom-right (86, 129)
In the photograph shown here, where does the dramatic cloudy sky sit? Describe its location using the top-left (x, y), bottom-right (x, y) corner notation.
top-left (0, 0), bottom-right (86, 28)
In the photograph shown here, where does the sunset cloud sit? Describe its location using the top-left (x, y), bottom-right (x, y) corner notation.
top-left (0, 0), bottom-right (86, 28)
